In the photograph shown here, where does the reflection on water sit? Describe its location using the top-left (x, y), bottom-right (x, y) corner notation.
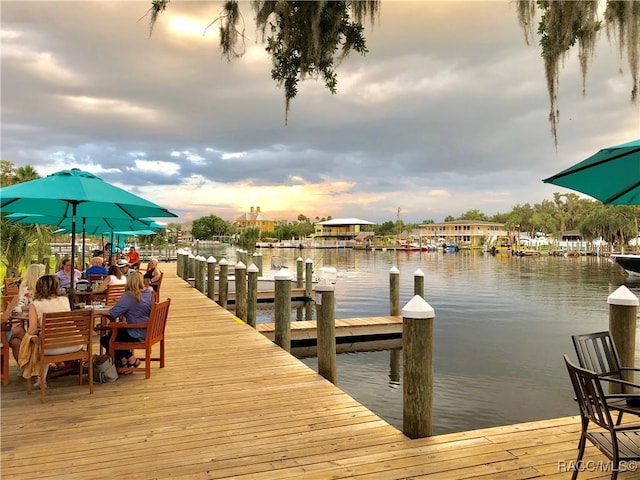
top-left (200, 246), bottom-right (634, 434)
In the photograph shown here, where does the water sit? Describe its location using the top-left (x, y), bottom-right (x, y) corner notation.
top-left (197, 245), bottom-right (634, 434)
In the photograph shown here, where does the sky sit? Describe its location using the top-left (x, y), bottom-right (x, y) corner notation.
top-left (2, 1), bottom-right (639, 226)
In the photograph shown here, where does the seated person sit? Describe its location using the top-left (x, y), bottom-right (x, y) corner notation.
top-left (96, 265), bottom-right (127, 293)
top-left (126, 246), bottom-right (141, 269)
top-left (27, 275), bottom-right (77, 389)
top-left (143, 258), bottom-right (162, 291)
top-left (100, 272), bottom-right (152, 369)
top-left (117, 261), bottom-right (132, 277)
top-left (55, 257), bottom-right (82, 290)
top-left (84, 257), bottom-right (108, 277)
top-left (2, 263), bottom-right (46, 364)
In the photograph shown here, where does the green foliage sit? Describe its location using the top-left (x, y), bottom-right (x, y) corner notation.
top-left (191, 214), bottom-right (232, 240)
top-left (147, 1), bottom-right (377, 123)
top-left (238, 227), bottom-right (260, 248)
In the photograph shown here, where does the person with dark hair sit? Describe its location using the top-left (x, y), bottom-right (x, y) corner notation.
top-left (27, 275), bottom-right (76, 388)
top-left (126, 246), bottom-right (140, 269)
top-left (55, 257), bottom-right (81, 290)
top-left (96, 264), bottom-right (127, 293)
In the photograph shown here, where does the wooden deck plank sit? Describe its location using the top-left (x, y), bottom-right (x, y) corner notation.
top-left (1, 263), bottom-right (627, 479)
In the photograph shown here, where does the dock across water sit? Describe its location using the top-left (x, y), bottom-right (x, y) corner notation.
top-left (0, 263), bottom-right (614, 478)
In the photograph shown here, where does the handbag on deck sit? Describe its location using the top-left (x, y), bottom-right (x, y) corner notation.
top-left (93, 354), bottom-right (118, 383)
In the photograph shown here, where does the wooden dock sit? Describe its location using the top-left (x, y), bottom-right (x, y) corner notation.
top-left (219, 287), bottom-right (309, 304)
top-left (0, 263), bottom-right (624, 479)
top-left (257, 316), bottom-right (403, 357)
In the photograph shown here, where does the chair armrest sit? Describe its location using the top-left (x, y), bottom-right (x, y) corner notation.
top-left (619, 367), bottom-right (640, 373)
top-left (598, 376), bottom-right (640, 390)
top-left (106, 322), bottom-right (148, 330)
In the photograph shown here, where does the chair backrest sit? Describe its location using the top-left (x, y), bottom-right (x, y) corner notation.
top-left (105, 284), bottom-right (126, 307)
top-left (154, 272), bottom-right (164, 296)
top-left (40, 309), bottom-right (93, 354)
top-left (564, 355), bottom-right (615, 432)
top-left (4, 277), bottom-right (20, 296)
top-left (572, 331), bottom-right (622, 378)
top-left (87, 274), bottom-right (107, 283)
top-left (147, 298), bottom-right (171, 344)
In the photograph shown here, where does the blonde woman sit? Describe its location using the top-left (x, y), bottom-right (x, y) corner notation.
top-left (100, 272), bottom-right (152, 370)
top-left (2, 263), bottom-right (46, 364)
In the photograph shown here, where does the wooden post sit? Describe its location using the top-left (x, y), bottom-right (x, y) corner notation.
top-left (389, 266), bottom-right (400, 316)
top-left (305, 258), bottom-right (314, 320)
top-left (608, 285), bottom-right (639, 393)
top-left (247, 264), bottom-right (259, 328)
top-left (194, 256), bottom-right (203, 292)
top-left (180, 251), bottom-right (188, 280)
top-left (389, 266), bottom-right (401, 385)
top-left (315, 281), bottom-right (337, 385)
top-left (176, 250), bottom-right (184, 278)
top-left (188, 254), bottom-right (196, 281)
top-left (414, 269), bottom-right (424, 298)
top-left (402, 294), bottom-right (435, 439)
top-left (253, 252), bottom-right (263, 277)
top-left (235, 262), bottom-right (247, 322)
top-left (274, 269), bottom-right (292, 352)
top-left (296, 257), bottom-right (304, 321)
top-left (206, 256), bottom-right (217, 300)
top-left (218, 259), bottom-right (229, 309)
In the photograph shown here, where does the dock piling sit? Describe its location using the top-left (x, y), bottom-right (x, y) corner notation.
top-left (305, 258), bottom-right (314, 320)
top-left (274, 269), bottom-right (292, 352)
top-left (414, 269), bottom-right (424, 298)
top-left (235, 262), bottom-right (247, 322)
top-left (218, 259), bottom-right (229, 309)
top-left (207, 256), bottom-right (217, 301)
top-left (315, 280), bottom-right (337, 385)
top-left (402, 294), bottom-right (435, 439)
top-left (247, 264), bottom-right (258, 328)
top-left (608, 285), bottom-right (639, 393)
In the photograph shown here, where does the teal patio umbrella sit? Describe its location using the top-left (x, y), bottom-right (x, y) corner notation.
top-left (542, 139), bottom-right (640, 204)
top-left (1, 168), bottom-right (177, 296)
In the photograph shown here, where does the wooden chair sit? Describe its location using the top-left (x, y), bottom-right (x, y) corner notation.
top-left (564, 355), bottom-right (640, 480)
top-left (87, 274), bottom-right (107, 284)
top-left (572, 331), bottom-right (640, 423)
top-left (150, 271), bottom-right (163, 296)
top-left (105, 283), bottom-right (126, 307)
top-left (28, 309), bottom-right (94, 403)
top-left (107, 298), bottom-right (171, 379)
top-left (1, 322), bottom-right (10, 385)
top-left (3, 277), bottom-right (20, 297)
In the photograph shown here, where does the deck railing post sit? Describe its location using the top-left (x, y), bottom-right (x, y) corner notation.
top-left (315, 280), bottom-right (337, 385)
top-left (235, 262), bottom-right (247, 322)
top-left (253, 252), bottom-right (263, 277)
top-left (414, 269), bottom-right (424, 298)
top-left (608, 285), bottom-right (639, 393)
top-left (305, 258), bottom-right (314, 320)
top-left (218, 259), bottom-right (229, 309)
top-left (196, 256), bottom-right (207, 293)
top-left (180, 251), bottom-right (189, 280)
top-left (247, 264), bottom-right (259, 328)
top-left (207, 256), bottom-right (217, 301)
top-left (188, 253), bottom-right (196, 281)
top-left (402, 294), bottom-right (435, 439)
top-left (176, 250), bottom-right (184, 278)
top-left (274, 269), bottom-right (292, 352)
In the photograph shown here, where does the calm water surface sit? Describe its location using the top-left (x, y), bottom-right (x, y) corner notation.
top-left (200, 246), bottom-right (636, 434)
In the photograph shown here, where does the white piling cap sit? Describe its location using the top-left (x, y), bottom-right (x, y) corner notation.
top-left (275, 268), bottom-right (292, 280)
top-left (188, 253), bottom-right (195, 258)
top-left (247, 264), bottom-right (259, 273)
top-left (607, 285), bottom-right (639, 306)
top-left (235, 261), bottom-right (246, 269)
top-left (197, 255), bottom-right (206, 261)
top-left (297, 257), bottom-right (304, 262)
top-left (306, 258), bottom-right (313, 263)
top-left (389, 266), bottom-right (399, 274)
top-left (253, 252), bottom-right (259, 257)
top-left (207, 256), bottom-right (217, 263)
top-left (414, 268), bottom-right (425, 277)
top-left (218, 258), bottom-right (228, 266)
top-left (402, 295), bottom-right (435, 319)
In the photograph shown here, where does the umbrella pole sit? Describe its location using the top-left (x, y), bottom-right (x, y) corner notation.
top-left (81, 217), bottom-right (86, 272)
top-left (69, 202), bottom-right (77, 305)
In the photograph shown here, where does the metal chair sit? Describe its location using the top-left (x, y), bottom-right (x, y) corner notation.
top-left (572, 331), bottom-right (640, 424)
top-left (564, 355), bottom-right (640, 480)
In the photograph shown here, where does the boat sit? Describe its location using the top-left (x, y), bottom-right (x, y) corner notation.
top-left (610, 254), bottom-right (640, 276)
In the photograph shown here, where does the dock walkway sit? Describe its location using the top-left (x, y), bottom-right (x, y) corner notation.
top-left (1, 263), bottom-right (617, 479)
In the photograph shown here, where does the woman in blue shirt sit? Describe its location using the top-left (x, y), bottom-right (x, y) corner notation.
top-left (100, 271), bottom-right (152, 369)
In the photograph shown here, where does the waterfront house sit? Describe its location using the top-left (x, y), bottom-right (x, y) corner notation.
top-left (418, 220), bottom-right (507, 249)
top-left (313, 218), bottom-right (376, 246)
top-left (234, 206), bottom-right (275, 236)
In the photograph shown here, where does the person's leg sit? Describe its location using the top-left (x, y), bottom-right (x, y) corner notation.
top-left (8, 326), bottom-right (25, 363)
